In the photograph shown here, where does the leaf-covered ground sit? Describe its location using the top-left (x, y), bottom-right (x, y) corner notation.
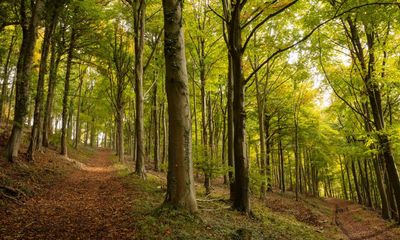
top-left (1, 148), bottom-right (399, 239)
top-left (0, 149), bottom-right (136, 239)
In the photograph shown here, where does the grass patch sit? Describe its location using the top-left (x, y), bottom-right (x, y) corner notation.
top-left (113, 160), bottom-right (336, 240)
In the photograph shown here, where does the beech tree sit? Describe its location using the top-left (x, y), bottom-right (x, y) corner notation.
top-left (162, 0), bottom-right (197, 212)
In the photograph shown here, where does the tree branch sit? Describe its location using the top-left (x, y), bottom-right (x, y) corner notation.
top-left (244, 1), bottom-right (400, 84)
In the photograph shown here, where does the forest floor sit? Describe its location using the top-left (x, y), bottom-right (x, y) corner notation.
top-left (327, 198), bottom-right (400, 240)
top-left (0, 149), bottom-right (136, 239)
top-left (0, 146), bottom-right (399, 239)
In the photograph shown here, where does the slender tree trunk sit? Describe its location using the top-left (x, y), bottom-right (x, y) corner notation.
top-left (255, 63), bottom-right (266, 199)
top-left (374, 154), bottom-right (390, 219)
top-left (162, 0), bottom-right (197, 212)
top-left (227, 54), bottom-right (235, 201)
top-left (200, 49), bottom-right (210, 195)
top-left (339, 155), bottom-right (348, 199)
top-left (5, 77), bottom-right (15, 129)
top-left (278, 125), bottom-right (285, 192)
top-left (61, 29), bottom-right (76, 157)
top-left (265, 115), bottom-right (272, 192)
top-left (68, 100), bottom-right (74, 140)
top-left (116, 109), bottom-right (124, 161)
top-left (74, 73), bottom-right (83, 149)
top-left (43, 34), bottom-right (62, 148)
top-left (206, 93), bottom-right (213, 195)
top-left (344, 160), bottom-right (353, 200)
top-left (192, 68), bottom-right (198, 154)
top-left (153, 78), bottom-right (160, 171)
top-left (161, 102), bottom-right (167, 167)
top-left (0, 35), bottom-right (16, 123)
top-left (134, 0), bottom-right (146, 178)
top-left (220, 88), bottom-right (228, 185)
top-left (90, 116), bottom-right (95, 148)
top-left (352, 160), bottom-right (363, 204)
top-left (294, 113), bottom-right (299, 201)
top-left (7, 0), bottom-right (44, 162)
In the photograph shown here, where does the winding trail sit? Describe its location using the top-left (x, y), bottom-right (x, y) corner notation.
top-left (328, 198), bottom-right (400, 240)
top-left (0, 150), bottom-right (136, 240)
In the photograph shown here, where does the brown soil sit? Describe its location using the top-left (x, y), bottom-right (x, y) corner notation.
top-left (0, 149), bottom-right (136, 240)
top-left (328, 198), bottom-right (400, 240)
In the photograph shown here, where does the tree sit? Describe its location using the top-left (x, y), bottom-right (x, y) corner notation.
top-left (162, 0), bottom-right (197, 212)
top-left (107, 23), bottom-right (131, 162)
top-left (7, 0), bottom-right (44, 162)
top-left (0, 34), bottom-right (16, 123)
top-left (28, 0), bottom-right (65, 161)
top-left (133, 0), bottom-right (146, 178)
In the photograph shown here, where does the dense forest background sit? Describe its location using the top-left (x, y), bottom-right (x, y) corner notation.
top-left (1, 0), bottom-right (400, 230)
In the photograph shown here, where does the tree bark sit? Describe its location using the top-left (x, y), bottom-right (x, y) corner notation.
top-left (162, 0), bottom-right (197, 212)
top-left (0, 35), bottom-right (16, 123)
top-left (74, 71), bottom-right (83, 149)
top-left (278, 121), bottom-right (285, 192)
top-left (227, 53), bottom-right (235, 200)
top-left (134, 0), bottom-right (146, 178)
top-left (229, 1), bottom-right (250, 213)
top-left (61, 29), bottom-right (76, 157)
top-left (153, 77), bottom-right (160, 171)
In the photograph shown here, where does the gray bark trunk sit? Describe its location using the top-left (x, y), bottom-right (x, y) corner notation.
top-left (162, 0), bottom-right (197, 212)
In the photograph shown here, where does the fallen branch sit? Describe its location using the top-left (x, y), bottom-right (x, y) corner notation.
top-left (0, 185), bottom-right (27, 197)
top-left (0, 192), bottom-right (23, 205)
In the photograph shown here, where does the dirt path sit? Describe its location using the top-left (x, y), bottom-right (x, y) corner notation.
top-left (328, 198), bottom-right (400, 240)
top-left (0, 150), bottom-right (135, 240)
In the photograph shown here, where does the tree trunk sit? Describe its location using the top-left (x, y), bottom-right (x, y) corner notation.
top-left (352, 160), bottom-right (363, 204)
top-left (365, 31), bottom-right (400, 220)
top-left (61, 29), bottom-right (76, 157)
top-left (162, 102), bottom-right (167, 167)
top-left (345, 159), bottom-right (354, 200)
top-left (5, 77), bottom-right (15, 129)
top-left (27, 1), bottom-right (60, 161)
top-left (220, 88), bottom-right (228, 185)
top-left (206, 93), bottom-right (213, 195)
top-left (339, 155), bottom-right (348, 199)
top-left (255, 63), bottom-right (266, 199)
top-left (74, 72), bottom-right (83, 149)
top-left (90, 116), bottom-right (95, 148)
top-left (162, 0), bottom-right (197, 212)
top-left (43, 33), bottom-right (62, 148)
top-left (7, 0), bottom-right (44, 162)
top-left (229, 2), bottom-right (249, 213)
top-left (134, 0), bottom-right (146, 178)
top-left (116, 110), bottom-right (124, 161)
top-left (227, 53), bottom-right (235, 201)
top-left (199, 45), bottom-right (210, 195)
top-left (278, 124), bottom-right (285, 192)
top-left (374, 154), bottom-right (390, 219)
top-left (153, 78), bottom-right (160, 171)
top-left (0, 35), bottom-right (16, 123)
